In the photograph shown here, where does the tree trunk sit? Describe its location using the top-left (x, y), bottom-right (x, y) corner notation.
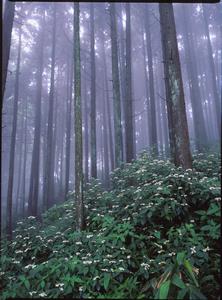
top-left (125, 3), bottom-right (134, 162)
top-left (202, 5), bottom-right (221, 134)
top-left (44, 4), bottom-right (56, 210)
top-left (65, 57), bottom-right (73, 197)
top-left (28, 12), bottom-right (45, 217)
top-left (6, 26), bottom-right (22, 239)
top-left (83, 67), bottom-right (89, 184)
top-left (21, 97), bottom-right (28, 217)
top-left (159, 3), bottom-right (192, 169)
top-left (74, 2), bottom-right (85, 231)
top-left (90, 3), bottom-right (97, 178)
top-left (144, 6), bottom-right (158, 154)
top-left (181, 5), bottom-right (208, 151)
top-left (100, 28), bottom-right (115, 171)
top-left (110, 3), bottom-right (123, 168)
top-left (2, 0), bottom-right (15, 101)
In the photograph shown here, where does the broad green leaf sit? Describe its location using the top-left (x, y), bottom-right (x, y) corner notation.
top-left (172, 274), bottom-right (186, 289)
top-left (183, 260), bottom-right (199, 287)
top-left (176, 252), bottom-right (185, 266)
top-left (104, 273), bottom-right (111, 290)
top-left (177, 287), bottom-right (188, 299)
top-left (24, 279), bottom-right (30, 290)
top-left (159, 280), bottom-right (171, 299)
top-left (40, 280), bottom-right (45, 289)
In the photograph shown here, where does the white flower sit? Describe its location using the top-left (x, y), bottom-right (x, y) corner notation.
top-left (127, 255), bottom-right (131, 259)
top-left (29, 291), bottom-right (37, 296)
top-left (190, 246), bottom-right (196, 254)
top-left (86, 234), bottom-right (93, 239)
top-left (119, 267), bottom-right (124, 271)
top-left (76, 241), bottom-right (82, 245)
top-left (79, 286), bottom-right (83, 292)
top-left (39, 292), bottom-right (47, 297)
top-left (203, 246), bottom-right (210, 252)
top-left (83, 260), bottom-right (92, 265)
top-left (55, 283), bottom-right (64, 287)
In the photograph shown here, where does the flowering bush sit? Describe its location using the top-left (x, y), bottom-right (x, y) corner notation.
top-left (0, 151), bottom-right (220, 299)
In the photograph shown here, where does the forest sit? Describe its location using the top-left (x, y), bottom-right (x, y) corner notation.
top-left (1, 1), bottom-right (221, 299)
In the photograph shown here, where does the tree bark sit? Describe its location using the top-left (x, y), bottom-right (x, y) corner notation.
top-left (110, 3), bottom-right (123, 168)
top-left (159, 3), bottom-right (192, 169)
top-left (181, 5), bottom-right (208, 151)
top-left (2, 0), bottom-right (15, 101)
top-left (90, 3), bottom-right (97, 178)
top-left (125, 3), bottom-right (134, 162)
top-left (28, 11), bottom-right (45, 217)
top-left (202, 5), bottom-right (221, 134)
top-left (74, 2), bottom-right (85, 231)
top-left (144, 6), bottom-right (158, 154)
top-left (44, 4), bottom-right (56, 210)
top-left (6, 26), bottom-right (22, 239)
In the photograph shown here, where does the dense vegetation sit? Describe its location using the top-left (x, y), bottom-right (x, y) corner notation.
top-left (1, 151), bottom-right (220, 299)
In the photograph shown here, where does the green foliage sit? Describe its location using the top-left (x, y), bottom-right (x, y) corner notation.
top-left (0, 151), bottom-right (220, 299)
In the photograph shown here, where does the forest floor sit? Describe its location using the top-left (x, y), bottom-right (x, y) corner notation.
top-left (0, 151), bottom-right (220, 299)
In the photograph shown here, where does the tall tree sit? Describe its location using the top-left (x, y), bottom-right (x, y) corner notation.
top-left (90, 3), bottom-right (97, 178)
top-left (159, 3), bottom-right (192, 169)
top-left (144, 6), bottom-right (158, 153)
top-left (109, 3), bottom-right (123, 168)
top-left (65, 57), bottom-right (73, 197)
top-left (125, 3), bottom-right (134, 162)
top-left (181, 5), bottom-right (208, 151)
top-left (2, 0), bottom-right (15, 100)
top-left (44, 4), bottom-right (57, 210)
top-left (6, 25), bottom-right (22, 239)
top-left (74, 2), bottom-right (85, 231)
top-left (202, 5), bottom-right (221, 134)
top-left (28, 11), bottom-right (45, 217)
top-left (100, 25), bottom-right (114, 171)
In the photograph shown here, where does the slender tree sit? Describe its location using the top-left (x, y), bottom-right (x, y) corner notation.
top-left (65, 57), bottom-right (73, 197)
top-left (202, 5), bottom-right (221, 134)
top-left (2, 0), bottom-right (15, 100)
top-left (74, 2), bottom-right (85, 231)
top-left (125, 3), bottom-right (134, 162)
top-left (144, 6), bottom-right (158, 153)
top-left (181, 5), bottom-right (208, 151)
top-left (28, 11), bottom-right (45, 217)
top-left (44, 4), bottom-right (57, 210)
top-left (90, 3), bottom-right (97, 178)
top-left (159, 3), bottom-right (192, 169)
top-left (109, 3), bottom-right (123, 168)
top-left (6, 25), bottom-right (22, 239)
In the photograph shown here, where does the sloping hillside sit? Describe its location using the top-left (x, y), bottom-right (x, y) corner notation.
top-left (1, 152), bottom-right (220, 299)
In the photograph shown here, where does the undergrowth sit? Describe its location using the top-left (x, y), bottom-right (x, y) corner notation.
top-left (0, 151), bottom-right (220, 299)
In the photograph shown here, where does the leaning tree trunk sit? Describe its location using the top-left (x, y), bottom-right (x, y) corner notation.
top-left (110, 2), bottom-right (123, 168)
top-left (159, 3), bottom-right (192, 169)
top-left (74, 2), bottom-right (85, 231)
top-left (90, 3), bottom-right (97, 178)
top-left (6, 26), bottom-right (22, 239)
top-left (2, 0), bottom-right (15, 102)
